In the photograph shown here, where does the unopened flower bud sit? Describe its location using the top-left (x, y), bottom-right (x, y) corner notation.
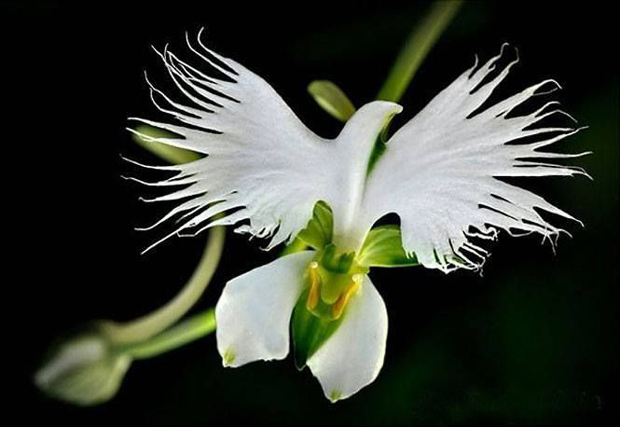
top-left (34, 324), bottom-right (131, 406)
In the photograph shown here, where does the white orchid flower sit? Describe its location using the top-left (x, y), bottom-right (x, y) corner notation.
top-left (127, 30), bottom-right (588, 402)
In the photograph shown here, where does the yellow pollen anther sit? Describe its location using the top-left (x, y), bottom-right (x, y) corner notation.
top-left (306, 262), bottom-right (321, 310)
top-left (331, 276), bottom-right (362, 319)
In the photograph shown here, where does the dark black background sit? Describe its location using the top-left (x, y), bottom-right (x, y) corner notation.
top-left (5, 1), bottom-right (618, 425)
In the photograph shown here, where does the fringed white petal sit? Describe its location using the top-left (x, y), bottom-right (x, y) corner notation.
top-left (128, 30), bottom-right (404, 253)
top-left (129, 29), bottom-right (339, 253)
top-left (361, 44), bottom-right (589, 272)
top-left (306, 275), bottom-right (388, 402)
top-left (215, 251), bottom-right (315, 367)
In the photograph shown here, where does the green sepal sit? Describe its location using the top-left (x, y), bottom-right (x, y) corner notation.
top-left (307, 80), bottom-right (356, 122)
top-left (279, 236), bottom-right (308, 256)
top-left (296, 201), bottom-right (333, 250)
top-left (357, 225), bottom-right (419, 268)
top-left (291, 289), bottom-right (344, 370)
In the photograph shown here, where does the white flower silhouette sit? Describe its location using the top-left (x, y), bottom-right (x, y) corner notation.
top-left (128, 30), bottom-right (588, 402)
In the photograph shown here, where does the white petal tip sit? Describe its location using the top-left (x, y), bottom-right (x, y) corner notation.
top-left (328, 390), bottom-right (344, 403)
top-left (221, 349), bottom-right (237, 368)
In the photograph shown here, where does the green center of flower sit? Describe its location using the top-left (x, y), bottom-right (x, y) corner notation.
top-left (304, 244), bottom-right (369, 320)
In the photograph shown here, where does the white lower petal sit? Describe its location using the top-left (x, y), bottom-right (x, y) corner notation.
top-left (215, 251), bottom-right (314, 367)
top-left (306, 275), bottom-right (388, 402)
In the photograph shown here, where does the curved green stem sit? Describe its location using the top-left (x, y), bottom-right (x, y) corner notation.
top-left (123, 309), bottom-right (216, 360)
top-left (105, 226), bottom-right (225, 344)
top-left (377, 0), bottom-right (463, 103)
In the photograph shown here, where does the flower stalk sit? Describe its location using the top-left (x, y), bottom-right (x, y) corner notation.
top-left (122, 309), bottom-right (216, 360)
top-left (35, 126), bottom-right (225, 405)
top-left (377, 0), bottom-right (463, 103)
top-left (102, 226), bottom-right (225, 343)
